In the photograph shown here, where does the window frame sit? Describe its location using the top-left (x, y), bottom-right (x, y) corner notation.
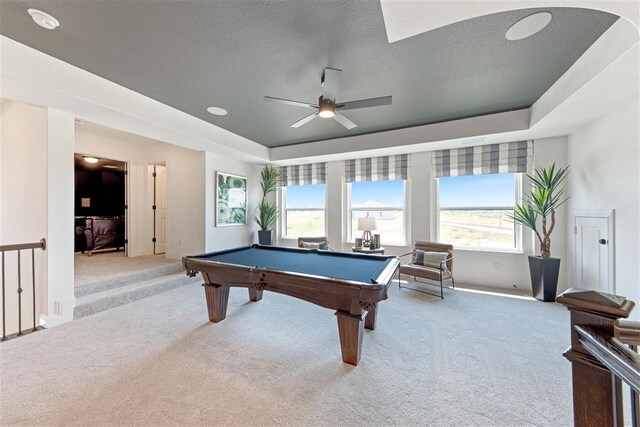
top-left (345, 179), bottom-right (408, 246)
top-left (279, 184), bottom-right (328, 239)
top-left (435, 173), bottom-right (524, 253)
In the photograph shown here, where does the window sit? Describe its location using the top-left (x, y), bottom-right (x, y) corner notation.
top-left (438, 173), bottom-right (519, 250)
top-left (350, 180), bottom-right (405, 245)
top-left (283, 184), bottom-right (326, 237)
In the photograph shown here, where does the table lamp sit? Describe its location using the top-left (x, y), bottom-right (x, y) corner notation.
top-left (357, 217), bottom-right (377, 247)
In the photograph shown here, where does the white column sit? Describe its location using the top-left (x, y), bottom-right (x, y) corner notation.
top-left (325, 161), bottom-right (343, 251)
top-left (41, 109), bottom-right (76, 327)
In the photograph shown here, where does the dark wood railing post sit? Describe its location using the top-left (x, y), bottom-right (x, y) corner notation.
top-left (557, 288), bottom-right (636, 427)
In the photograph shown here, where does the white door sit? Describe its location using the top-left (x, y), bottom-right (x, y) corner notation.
top-left (573, 212), bottom-right (613, 293)
top-left (154, 165), bottom-right (167, 254)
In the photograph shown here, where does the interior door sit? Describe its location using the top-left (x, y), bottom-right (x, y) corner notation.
top-left (573, 214), bottom-right (613, 293)
top-left (154, 165), bottom-right (167, 254)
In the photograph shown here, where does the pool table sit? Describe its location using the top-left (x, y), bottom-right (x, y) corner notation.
top-left (183, 245), bottom-right (400, 366)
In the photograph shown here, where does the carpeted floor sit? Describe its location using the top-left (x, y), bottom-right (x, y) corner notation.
top-left (0, 280), bottom-right (572, 426)
top-left (75, 252), bottom-right (180, 287)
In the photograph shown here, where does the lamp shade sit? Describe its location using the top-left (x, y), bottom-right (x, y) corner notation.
top-left (357, 217), bottom-right (377, 231)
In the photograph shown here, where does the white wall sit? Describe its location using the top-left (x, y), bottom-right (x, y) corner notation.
top-left (205, 153), bottom-right (262, 252)
top-left (147, 144), bottom-right (207, 259)
top-left (0, 101), bottom-right (76, 333)
top-left (77, 128), bottom-right (263, 260)
top-left (567, 97), bottom-right (640, 320)
top-left (0, 101), bottom-right (48, 335)
top-left (75, 129), bottom-right (152, 257)
top-left (277, 137), bottom-right (570, 294)
top-left (45, 109), bottom-right (76, 327)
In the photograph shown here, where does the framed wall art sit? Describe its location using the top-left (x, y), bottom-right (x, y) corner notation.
top-left (216, 172), bottom-right (247, 226)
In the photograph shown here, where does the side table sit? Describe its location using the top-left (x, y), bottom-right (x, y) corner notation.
top-left (352, 246), bottom-right (385, 255)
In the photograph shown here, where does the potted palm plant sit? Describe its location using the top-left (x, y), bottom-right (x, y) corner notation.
top-left (510, 163), bottom-right (570, 302)
top-left (255, 165), bottom-right (280, 245)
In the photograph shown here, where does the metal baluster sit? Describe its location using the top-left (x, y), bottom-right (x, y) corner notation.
top-left (31, 248), bottom-right (37, 332)
top-left (631, 344), bottom-right (639, 427)
top-left (17, 250), bottom-right (22, 336)
top-left (1, 251), bottom-right (5, 341)
top-left (612, 373), bottom-right (621, 427)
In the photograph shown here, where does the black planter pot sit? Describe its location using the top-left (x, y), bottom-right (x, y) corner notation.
top-left (528, 256), bottom-right (561, 302)
top-left (258, 230), bottom-right (273, 245)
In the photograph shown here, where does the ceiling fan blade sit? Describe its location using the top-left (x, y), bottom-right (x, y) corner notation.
top-left (264, 96), bottom-right (317, 109)
top-left (333, 112), bottom-right (357, 129)
top-left (290, 112), bottom-right (318, 128)
top-left (322, 68), bottom-right (342, 102)
top-left (337, 95), bottom-right (392, 111)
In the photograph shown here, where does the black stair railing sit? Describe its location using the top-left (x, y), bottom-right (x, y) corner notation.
top-left (1, 238), bottom-right (46, 341)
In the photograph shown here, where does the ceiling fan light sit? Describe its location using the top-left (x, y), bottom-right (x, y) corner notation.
top-left (318, 102), bottom-right (335, 118)
top-left (318, 110), bottom-right (335, 119)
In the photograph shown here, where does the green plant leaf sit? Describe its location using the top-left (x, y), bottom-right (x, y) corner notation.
top-left (255, 165), bottom-right (281, 230)
top-left (511, 163), bottom-right (570, 257)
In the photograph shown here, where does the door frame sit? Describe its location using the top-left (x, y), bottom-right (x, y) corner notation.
top-left (571, 209), bottom-right (615, 293)
top-left (74, 152), bottom-right (129, 257)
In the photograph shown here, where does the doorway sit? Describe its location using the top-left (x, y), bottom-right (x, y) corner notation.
top-left (572, 210), bottom-right (615, 293)
top-left (74, 154), bottom-right (128, 257)
top-left (152, 164), bottom-right (167, 254)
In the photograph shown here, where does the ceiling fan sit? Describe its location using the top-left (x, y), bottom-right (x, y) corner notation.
top-left (264, 68), bottom-right (392, 129)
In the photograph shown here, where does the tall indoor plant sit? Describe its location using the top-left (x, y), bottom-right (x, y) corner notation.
top-left (255, 165), bottom-right (280, 245)
top-left (510, 163), bottom-right (570, 302)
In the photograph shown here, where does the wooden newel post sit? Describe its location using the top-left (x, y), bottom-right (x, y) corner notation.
top-left (556, 288), bottom-right (636, 427)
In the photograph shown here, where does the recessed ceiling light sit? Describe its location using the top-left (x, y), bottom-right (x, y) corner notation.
top-left (506, 12), bottom-right (552, 41)
top-left (28, 9), bottom-right (60, 30)
top-left (83, 157), bottom-right (99, 164)
top-left (206, 106), bottom-right (228, 116)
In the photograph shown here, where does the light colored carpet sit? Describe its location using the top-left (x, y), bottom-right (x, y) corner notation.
top-left (75, 252), bottom-right (181, 293)
top-left (73, 252), bottom-right (190, 319)
top-left (0, 280), bottom-right (573, 426)
top-left (74, 272), bottom-right (201, 319)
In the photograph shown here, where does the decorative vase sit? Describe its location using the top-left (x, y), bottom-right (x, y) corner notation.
top-left (373, 234), bottom-right (380, 250)
top-left (258, 230), bottom-right (273, 245)
top-left (528, 256), bottom-right (561, 302)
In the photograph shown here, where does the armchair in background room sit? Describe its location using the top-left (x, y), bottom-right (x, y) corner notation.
top-left (398, 241), bottom-right (454, 299)
top-left (297, 237), bottom-right (332, 251)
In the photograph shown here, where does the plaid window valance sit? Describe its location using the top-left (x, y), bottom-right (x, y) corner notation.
top-left (277, 163), bottom-right (327, 187)
top-left (432, 141), bottom-right (533, 177)
top-left (344, 154), bottom-right (410, 183)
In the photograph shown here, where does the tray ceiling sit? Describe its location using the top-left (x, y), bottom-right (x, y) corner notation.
top-left (0, 1), bottom-right (618, 148)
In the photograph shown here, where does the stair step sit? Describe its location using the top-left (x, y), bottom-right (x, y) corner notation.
top-left (74, 272), bottom-right (200, 320)
top-left (75, 263), bottom-right (184, 298)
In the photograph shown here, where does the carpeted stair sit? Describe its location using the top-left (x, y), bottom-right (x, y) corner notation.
top-left (74, 267), bottom-right (201, 319)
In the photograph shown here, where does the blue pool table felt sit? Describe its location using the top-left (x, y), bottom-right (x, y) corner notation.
top-left (198, 246), bottom-right (394, 284)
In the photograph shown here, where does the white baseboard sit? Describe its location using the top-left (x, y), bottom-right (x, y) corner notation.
top-left (40, 296), bottom-right (77, 328)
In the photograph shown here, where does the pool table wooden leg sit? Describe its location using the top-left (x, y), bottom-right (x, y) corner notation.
top-left (248, 288), bottom-right (263, 302)
top-left (364, 303), bottom-right (377, 330)
top-left (203, 284), bottom-right (230, 323)
top-left (335, 311), bottom-right (364, 366)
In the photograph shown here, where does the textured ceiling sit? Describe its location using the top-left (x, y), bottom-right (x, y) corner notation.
top-left (0, 1), bottom-right (617, 148)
